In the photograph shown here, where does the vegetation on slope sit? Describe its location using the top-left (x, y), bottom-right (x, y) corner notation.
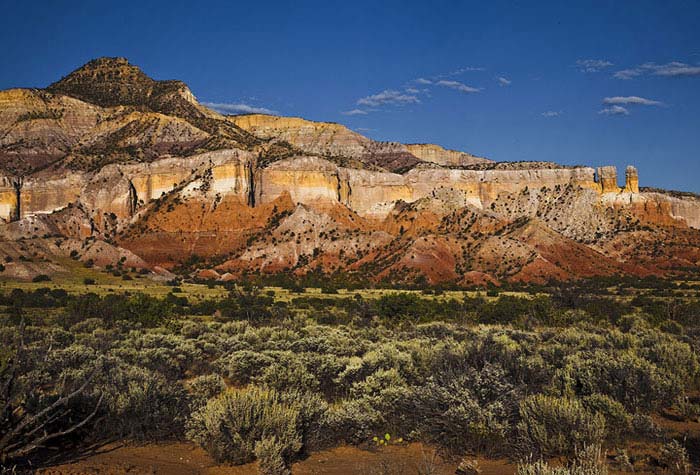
top-left (0, 281), bottom-right (699, 473)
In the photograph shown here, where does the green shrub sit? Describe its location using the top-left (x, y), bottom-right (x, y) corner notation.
top-left (349, 368), bottom-right (406, 398)
top-left (631, 412), bottom-right (660, 438)
top-left (395, 364), bottom-right (520, 455)
top-left (581, 394), bottom-right (631, 442)
top-left (255, 437), bottom-right (291, 475)
top-left (99, 364), bottom-right (189, 439)
top-left (319, 398), bottom-right (383, 446)
top-left (551, 351), bottom-right (676, 411)
top-left (517, 445), bottom-right (608, 475)
top-left (639, 337), bottom-right (699, 388)
top-left (186, 386), bottom-right (302, 465)
top-left (279, 390), bottom-right (328, 453)
top-left (218, 350), bottom-right (275, 384)
top-left (676, 396), bottom-right (700, 422)
top-left (518, 460), bottom-right (569, 475)
top-left (517, 395), bottom-right (605, 457)
top-left (66, 292), bottom-right (173, 327)
top-left (659, 440), bottom-right (690, 475)
top-left (254, 355), bottom-right (320, 393)
top-left (186, 374), bottom-right (226, 411)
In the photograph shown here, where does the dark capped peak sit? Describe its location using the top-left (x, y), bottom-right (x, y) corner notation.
top-left (46, 57), bottom-right (206, 121)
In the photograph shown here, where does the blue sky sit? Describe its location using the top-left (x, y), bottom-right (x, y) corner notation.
top-left (2, 0), bottom-right (699, 191)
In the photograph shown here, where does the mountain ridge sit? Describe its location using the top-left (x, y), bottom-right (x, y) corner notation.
top-left (1, 57), bottom-right (699, 285)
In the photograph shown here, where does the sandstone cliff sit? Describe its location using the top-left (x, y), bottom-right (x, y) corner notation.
top-left (405, 143), bottom-right (492, 167)
top-left (1, 57), bottom-right (700, 285)
top-left (230, 113), bottom-right (421, 172)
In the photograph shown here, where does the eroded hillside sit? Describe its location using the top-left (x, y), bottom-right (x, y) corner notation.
top-left (1, 57), bottom-right (699, 285)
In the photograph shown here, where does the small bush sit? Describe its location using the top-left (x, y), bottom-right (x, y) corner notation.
top-left (32, 274), bottom-right (51, 282)
top-left (186, 386), bottom-right (302, 465)
top-left (676, 396), bottom-right (700, 422)
top-left (218, 350), bottom-right (275, 385)
top-left (631, 413), bottom-right (660, 438)
top-left (394, 365), bottom-right (518, 454)
top-left (517, 445), bottom-right (607, 475)
top-left (581, 394), bottom-right (631, 442)
top-left (319, 398), bottom-right (383, 446)
top-left (100, 364), bottom-right (189, 439)
top-left (255, 357), bottom-right (320, 393)
top-left (611, 450), bottom-right (633, 472)
top-left (186, 374), bottom-right (226, 411)
top-left (659, 440), bottom-right (690, 475)
top-left (517, 460), bottom-right (570, 475)
top-left (551, 351), bottom-right (677, 411)
top-left (255, 437), bottom-right (291, 475)
top-left (517, 395), bottom-right (605, 457)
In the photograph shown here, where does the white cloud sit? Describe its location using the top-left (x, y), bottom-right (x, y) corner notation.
top-left (350, 68), bottom-right (482, 113)
top-left (598, 96), bottom-right (664, 116)
top-left (436, 80), bottom-right (481, 93)
top-left (650, 62), bottom-right (700, 76)
top-left (357, 89), bottom-right (419, 107)
top-left (203, 102), bottom-right (276, 115)
top-left (497, 76), bottom-right (512, 86)
top-left (541, 111), bottom-right (561, 117)
top-left (613, 68), bottom-right (643, 80)
top-left (599, 105), bottom-right (630, 116)
top-left (603, 96), bottom-right (663, 106)
top-left (445, 66), bottom-right (486, 76)
top-left (341, 109), bottom-right (369, 116)
top-left (614, 61), bottom-right (700, 79)
top-left (576, 59), bottom-right (614, 73)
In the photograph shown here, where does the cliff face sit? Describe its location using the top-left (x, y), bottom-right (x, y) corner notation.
top-left (230, 114), bottom-right (421, 173)
top-left (1, 57), bottom-right (700, 284)
top-left (255, 158), bottom-right (618, 219)
top-left (0, 89), bottom-right (104, 173)
top-left (0, 149), bottom-right (255, 224)
top-left (405, 143), bottom-right (492, 167)
top-left (230, 114), bottom-right (369, 159)
top-left (0, 58), bottom-right (264, 178)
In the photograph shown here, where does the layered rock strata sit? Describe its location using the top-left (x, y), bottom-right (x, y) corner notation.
top-left (2, 57), bottom-right (700, 284)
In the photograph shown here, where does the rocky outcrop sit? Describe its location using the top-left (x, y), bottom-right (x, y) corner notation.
top-left (0, 58), bottom-right (264, 178)
top-left (625, 165), bottom-right (639, 193)
top-left (0, 149), bottom-right (256, 223)
top-left (230, 114), bottom-right (421, 172)
top-left (405, 143), bottom-right (492, 167)
top-left (0, 89), bottom-right (104, 173)
top-left (258, 156), bottom-right (349, 205)
top-left (2, 57), bottom-right (700, 284)
top-left (230, 114), bottom-right (368, 158)
top-left (46, 57), bottom-right (216, 120)
top-left (3, 150), bottom-right (699, 234)
top-left (597, 166), bottom-right (619, 194)
top-left (254, 156), bottom-right (601, 218)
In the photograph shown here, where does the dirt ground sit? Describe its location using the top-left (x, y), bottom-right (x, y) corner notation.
top-left (33, 398), bottom-right (700, 474)
top-left (36, 441), bottom-right (516, 475)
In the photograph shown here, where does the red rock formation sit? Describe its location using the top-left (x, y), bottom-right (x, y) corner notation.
top-left (1, 57), bottom-right (700, 284)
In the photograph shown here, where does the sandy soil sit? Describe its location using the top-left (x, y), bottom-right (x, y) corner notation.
top-left (34, 402), bottom-right (700, 474)
top-left (36, 441), bottom-right (515, 475)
